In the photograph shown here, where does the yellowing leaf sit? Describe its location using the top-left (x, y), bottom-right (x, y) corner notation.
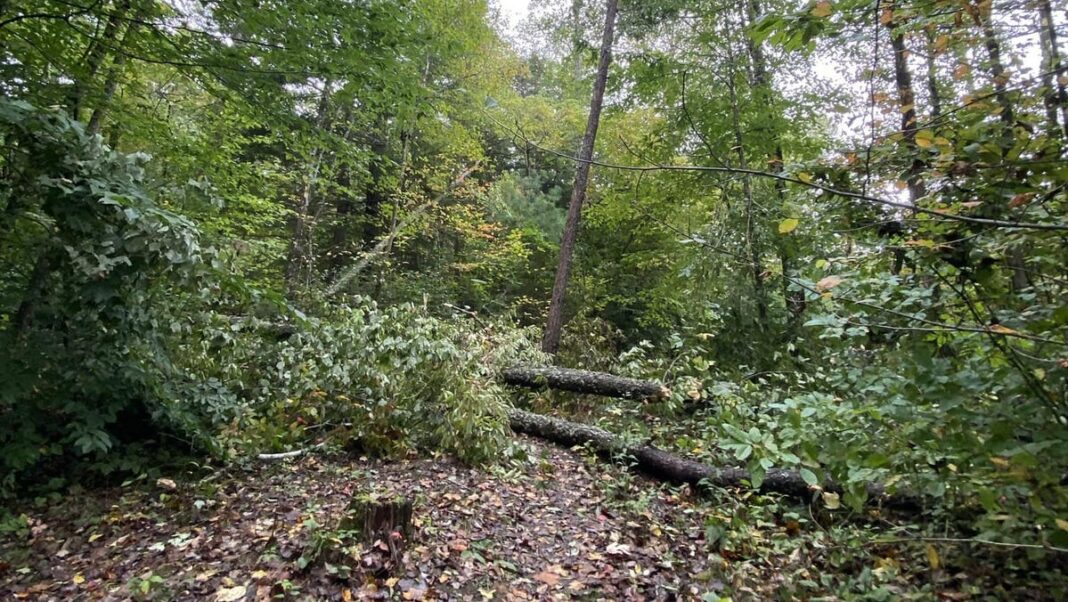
top-left (988, 324), bottom-right (1018, 335)
top-left (796, 172), bottom-right (813, 184)
top-left (925, 544), bottom-right (941, 570)
top-left (990, 456), bottom-right (1010, 468)
top-left (779, 218), bottom-right (800, 234)
top-left (72, 574), bottom-right (85, 585)
top-left (88, 532), bottom-right (103, 543)
top-left (822, 491), bottom-right (841, 509)
top-left (215, 585), bottom-right (247, 602)
top-left (953, 64), bottom-right (971, 80)
top-left (810, 1), bottom-right (833, 18)
top-left (1055, 518), bottom-right (1068, 532)
top-left (816, 275), bottom-right (843, 291)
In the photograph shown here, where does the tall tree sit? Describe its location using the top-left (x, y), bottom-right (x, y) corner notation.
top-left (541, 0), bottom-right (618, 354)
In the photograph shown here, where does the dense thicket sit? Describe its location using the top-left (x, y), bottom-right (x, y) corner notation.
top-left (2, 0), bottom-right (1067, 567)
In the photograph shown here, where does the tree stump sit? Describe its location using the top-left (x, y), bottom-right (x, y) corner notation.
top-left (339, 494), bottom-right (413, 576)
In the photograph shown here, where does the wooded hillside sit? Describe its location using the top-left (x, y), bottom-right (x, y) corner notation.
top-left (1, 0), bottom-right (1067, 599)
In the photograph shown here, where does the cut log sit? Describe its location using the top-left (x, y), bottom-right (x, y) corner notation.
top-left (508, 408), bottom-right (917, 510)
top-left (502, 366), bottom-right (669, 400)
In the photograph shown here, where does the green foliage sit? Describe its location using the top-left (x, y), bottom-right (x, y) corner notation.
top-left (0, 99), bottom-right (224, 492)
top-left (225, 298), bottom-right (545, 465)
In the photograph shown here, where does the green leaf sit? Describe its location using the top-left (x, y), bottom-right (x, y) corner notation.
top-left (779, 218), bottom-right (799, 234)
top-left (800, 468), bottom-right (819, 486)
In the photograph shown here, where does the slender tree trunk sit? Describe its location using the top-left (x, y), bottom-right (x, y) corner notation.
top-left (284, 83), bottom-right (332, 296)
top-left (885, 12), bottom-right (926, 203)
top-left (745, 0), bottom-right (800, 324)
top-left (541, 0), bottom-right (618, 354)
top-left (974, 6), bottom-right (1014, 139)
top-left (923, 27), bottom-right (942, 120)
top-left (571, 0), bottom-right (584, 81)
top-left (87, 2), bottom-right (145, 136)
top-left (362, 126), bottom-right (391, 247)
top-left (70, 0), bottom-right (128, 119)
top-left (974, 6), bottom-right (1031, 293)
top-left (725, 41), bottom-right (768, 327)
top-left (1037, 0), bottom-right (1068, 140)
top-left (14, 253), bottom-right (49, 337)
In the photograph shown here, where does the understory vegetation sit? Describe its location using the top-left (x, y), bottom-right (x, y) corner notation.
top-left (2, 0), bottom-right (1068, 598)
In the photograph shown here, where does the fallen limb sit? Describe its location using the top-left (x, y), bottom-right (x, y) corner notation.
top-left (256, 441), bottom-right (327, 461)
top-left (502, 366), bottom-right (669, 400)
top-left (508, 408), bottom-right (917, 509)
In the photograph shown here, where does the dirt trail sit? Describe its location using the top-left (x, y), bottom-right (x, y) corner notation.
top-left (1, 437), bottom-right (736, 601)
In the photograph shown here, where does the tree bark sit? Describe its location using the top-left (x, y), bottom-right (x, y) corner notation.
top-left (745, 0), bottom-right (805, 327)
top-left (542, 0), bottom-right (618, 354)
top-left (284, 82), bottom-right (333, 297)
top-left (69, 0), bottom-right (129, 119)
top-left (726, 19), bottom-right (768, 328)
top-left (1036, 0), bottom-right (1068, 140)
top-left (885, 12), bottom-right (927, 203)
top-left (86, 2), bottom-right (144, 136)
top-left (923, 27), bottom-right (942, 120)
top-left (508, 408), bottom-right (917, 509)
top-left (501, 366), bottom-right (669, 400)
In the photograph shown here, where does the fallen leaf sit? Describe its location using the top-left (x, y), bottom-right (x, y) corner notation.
top-left (534, 571), bottom-right (560, 586)
top-left (925, 544), bottom-right (940, 570)
top-left (72, 574), bottom-right (85, 585)
top-left (215, 585), bottom-right (247, 602)
top-left (156, 478), bottom-right (177, 492)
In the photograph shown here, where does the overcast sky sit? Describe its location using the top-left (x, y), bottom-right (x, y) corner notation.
top-left (495, 0), bottom-right (530, 32)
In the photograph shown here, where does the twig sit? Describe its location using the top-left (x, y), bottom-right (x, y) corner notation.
top-left (256, 441), bottom-right (327, 461)
top-left (869, 536), bottom-right (1068, 554)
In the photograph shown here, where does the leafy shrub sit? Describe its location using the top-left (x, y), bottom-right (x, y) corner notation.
top-left (220, 300), bottom-right (545, 464)
top-left (0, 99), bottom-right (227, 493)
top-left (0, 100), bottom-right (545, 494)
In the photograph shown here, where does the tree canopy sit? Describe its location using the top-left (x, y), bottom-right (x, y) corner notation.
top-left (2, 0), bottom-right (1068, 598)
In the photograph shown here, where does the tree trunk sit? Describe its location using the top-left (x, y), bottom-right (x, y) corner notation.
top-left (87, 2), bottom-right (145, 136)
top-left (501, 366), bottom-right (669, 400)
top-left (725, 26), bottom-right (768, 328)
top-left (1036, 0), bottom-right (1068, 139)
top-left (541, 0), bottom-right (618, 354)
top-left (745, 0), bottom-right (804, 327)
top-left (69, 0), bottom-right (129, 119)
top-left (975, 6), bottom-right (1014, 141)
top-left (284, 83), bottom-right (332, 297)
top-left (508, 409), bottom-right (917, 509)
top-left (923, 27), bottom-right (942, 120)
top-left (885, 14), bottom-right (927, 203)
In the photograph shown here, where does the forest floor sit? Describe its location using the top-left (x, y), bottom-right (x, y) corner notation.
top-left (0, 436), bottom-right (1049, 601)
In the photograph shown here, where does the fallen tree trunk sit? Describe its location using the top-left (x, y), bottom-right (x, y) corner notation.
top-left (502, 366), bottom-right (669, 400)
top-left (508, 408), bottom-right (917, 510)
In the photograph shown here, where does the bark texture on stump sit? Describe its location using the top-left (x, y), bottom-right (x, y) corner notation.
top-left (508, 408), bottom-right (916, 510)
top-left (339, 494), bottom-right (412, 576)
top-left (502, 366), bottom-right (669, 400)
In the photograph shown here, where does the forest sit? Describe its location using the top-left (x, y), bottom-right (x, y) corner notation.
top-left (1, 0), bottom-right (1067, 599)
